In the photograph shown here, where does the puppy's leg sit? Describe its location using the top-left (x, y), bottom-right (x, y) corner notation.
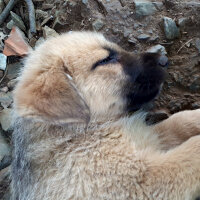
top-left (142, 135), bottom-right (200, 200)
top-left (153, 109), bottom-right (200, 150)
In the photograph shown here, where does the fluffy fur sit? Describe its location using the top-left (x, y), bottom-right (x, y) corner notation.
top-left (11, 32), bottom-right (200, 200)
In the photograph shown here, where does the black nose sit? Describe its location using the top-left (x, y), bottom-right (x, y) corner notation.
top-left (158, 55), bottom-right (169, 68)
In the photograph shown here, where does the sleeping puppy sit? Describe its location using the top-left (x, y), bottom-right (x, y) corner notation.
top-left (11, 32), bottom-right (200, 200)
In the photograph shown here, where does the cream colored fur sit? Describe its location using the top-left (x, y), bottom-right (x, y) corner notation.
top-left (11, 32), bottom-right (200, 200)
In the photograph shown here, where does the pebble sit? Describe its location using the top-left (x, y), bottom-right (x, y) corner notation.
top-left (0, 53), bottom-right (7, 71)
top-left (195, 38), bottom-right (200, 54)
top-left (10, 11), bottom-right (26, 32)
top-left (134, 0), bottom-right (157, 17)
top-left (0, 0), bottom-right (5, 14)
top-left (0, 108), bottom-right (13, 131)
top-left (92, 19), bottom-right (104, 31)
top-left (128, 34), bottom-right (137, 45)
top-left (43, 26), bottom-right (59, 39)
top-left (146, 44), bottom-right (167, 55)
top-left (137, 34), bottom-right (150, 41)
top-left (163, 17), bottom-right (180, 40)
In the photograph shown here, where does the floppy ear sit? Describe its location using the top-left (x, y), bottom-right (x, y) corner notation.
top-left (14, 59), bottom-right (90, 125)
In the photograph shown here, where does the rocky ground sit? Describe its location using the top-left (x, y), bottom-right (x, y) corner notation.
top-left (0, 0), bottom-right (200, 199)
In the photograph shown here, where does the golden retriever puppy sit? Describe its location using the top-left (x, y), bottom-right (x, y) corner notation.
top-left (11, 31), bottom-right (200, 200)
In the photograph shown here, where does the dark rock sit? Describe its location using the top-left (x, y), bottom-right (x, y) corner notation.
top-left (137, 34), bottom-right (150, 41)
top-left (163, 17), bottom-right (180, 40)
top-left (10, 11), bottom-right (26, 32)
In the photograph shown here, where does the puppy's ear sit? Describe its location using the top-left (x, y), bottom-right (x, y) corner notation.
top-left (14, 60), bottom-right (90, 125)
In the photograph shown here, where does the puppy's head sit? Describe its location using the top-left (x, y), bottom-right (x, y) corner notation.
top-left (14, 32), bottom-right (166, 124)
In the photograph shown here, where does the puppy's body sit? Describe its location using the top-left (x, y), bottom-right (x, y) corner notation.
top-left (11, 32), bottom-right (200, 200)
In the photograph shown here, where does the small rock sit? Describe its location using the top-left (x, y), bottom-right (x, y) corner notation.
top-left (7, 62), bottom-right (23, 79)
top-left (0, 131), bottom-right (11, 161)
top-left (178, 17), bottom-right (188, 28)
top-left (163, 17), bottom-right (180, 40)
top-left (0, 92), bottom-right (13, 108)
top-left (137, 34), bottom-right (150, 41)
top-left (0, 108), bottom-right (12, 131)
top-left (147, 44), bottom-right (167, 55)
top-left (0, 87), bottom-right (8, 93)
top-left (0, 53), bottom-right (7, 71)
top-left (128, 34), bottom-right (137, 45)
top-left (42, 3), bottom-right (54, 10)
top-left (29, 37), bottom-right (37, 47)
top-left (0, 0), bottom-right (5, 14)
top-left (10, 11), bottom-right (26, 32)
top-left (195, 38), bottom-right (200, 54)
top-left (35, 37), bottom-right (45, 47)
top-left (3, 27), bottom-right (31, 57)
top-left (42, 26), bottom-right (59, 39)
top-left (134, 0), bottom-right (157, 17)
top-left (92, 19), bottom-right (104, 31)
top-left (7, 79), bottom-right (18, 90)
top-left (6, 20), bottom-right (14, 30)
top-left (149, 35), bottom-right (159, 42)
top-left (36, 9), bottom-right (49, 20)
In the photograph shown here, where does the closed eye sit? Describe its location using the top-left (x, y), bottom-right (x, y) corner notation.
top-left (91, 48), bottom-right (118, 70)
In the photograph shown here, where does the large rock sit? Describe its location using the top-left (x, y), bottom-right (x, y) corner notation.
top-left (163, 17), bottom-right (180, 40)
top-left (134, 0), bottom-right (157, 17)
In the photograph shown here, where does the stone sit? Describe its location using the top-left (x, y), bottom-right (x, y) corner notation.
top-left (0, 53), bottom-right (7, 71)
top-left (10, 11), bottom-right (26, 32)
top-left (6, 20), bottom-right (14, 30)
top-left (134, 0), bottom-right (157, 17)
top-left (3, 27), bottom-right (31, 57)
top-left (0, 0), bottom-right (5, 14)
top-left (0, 131), bottom-right (11, 161)
top-left (137, 33), bottom-right (150, 41)
top-left (195, 38), bottom-right (200, 54)
top-left (147, 44), bottom-right (167, 55)
top-left (0, 92), bottom-right (13, 108)
top-left (92, 19), bottom-right (104, 31)
top-left (36, 9), bottom-right (49, 20)
top-left (128, 34), bottom-right (137, 45)
top-left (0, 108), bottom-right (12, 131)
top-left (7, 79), bottom-right (18, 90)
top-left (178, 17), bottom-right (188, 28)
top-left (7, 62), bottom-right (23, 79)
top-left (43, 26), bottom-right (59, 39)
top-left (163, 17), bottom-right (180, 40)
